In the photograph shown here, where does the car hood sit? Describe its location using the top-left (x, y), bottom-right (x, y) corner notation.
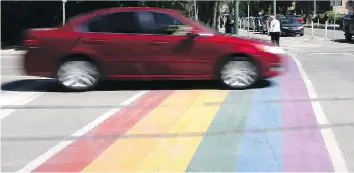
top-left (217, 34), bottom-right (274, 46)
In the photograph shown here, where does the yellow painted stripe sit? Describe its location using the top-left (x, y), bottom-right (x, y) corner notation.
top-left (82, 90), bottom-right (206, 172)
top-left (136, 90), bottom-right (228, 172)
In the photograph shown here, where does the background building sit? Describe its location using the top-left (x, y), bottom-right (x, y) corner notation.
top-left (331, 0), bottom-right (353, 14)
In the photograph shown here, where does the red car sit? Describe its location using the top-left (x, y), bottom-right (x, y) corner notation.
top-left (22, 7), bottom-right (287, 91)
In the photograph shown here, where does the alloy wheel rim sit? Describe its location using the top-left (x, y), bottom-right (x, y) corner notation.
top-left (220, 60), bottom-right (258, 88)
top-left (57, 61), bottom-right (99, 89)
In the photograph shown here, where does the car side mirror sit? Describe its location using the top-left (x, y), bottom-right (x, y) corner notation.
top-left (185, 28), bottom-right (200, 39)
top-left (186, 32), bottom-right (199, 39)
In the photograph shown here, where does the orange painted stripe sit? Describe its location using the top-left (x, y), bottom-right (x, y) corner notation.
top-left (136, 90), bottom-right (229, 172)
top-left (33, 91), bottom-right (173, 172)
top-left (82, 90), bottom-right (228, 172)
top-left (82, 90), bottom-right (204, 172)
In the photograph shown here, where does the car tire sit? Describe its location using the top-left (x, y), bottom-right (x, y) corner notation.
top-left (219, 57), bottom-right (259, 90)
top-left (300, 33), bottom-right (304, 36)
top-left (57, 59), bottom-right (100, 92)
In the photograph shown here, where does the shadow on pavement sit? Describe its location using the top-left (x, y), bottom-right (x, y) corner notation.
top-left (254, 32), bottom-right (266, 35)
top-left (1, 78), bottom-right (273, 92)
top-left (333, 39), bottom-right (354, 44)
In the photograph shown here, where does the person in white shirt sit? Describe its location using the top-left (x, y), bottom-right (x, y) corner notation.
top-left (268, 15), bottom-right (281, 46)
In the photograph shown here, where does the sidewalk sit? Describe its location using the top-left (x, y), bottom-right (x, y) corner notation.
top-left (304, 23), bottom-right (340, 30)
top-left (1, 49), bottom-right (26, 56)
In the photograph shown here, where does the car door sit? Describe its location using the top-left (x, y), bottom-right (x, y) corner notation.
top-left (136, 11), bottom-right (219, 78)
top-left (78, 11), bottom-right (151, 76)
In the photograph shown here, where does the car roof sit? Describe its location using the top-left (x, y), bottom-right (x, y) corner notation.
top-left (92, 7), bottom-right (178, 14)
top-left (63, 7), bottom-right (180, 28)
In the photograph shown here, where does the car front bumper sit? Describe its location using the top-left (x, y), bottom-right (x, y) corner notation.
top-left (281, 28), bottom-right (304, 35)
top-left (258, 53), bottom-right (290, 78)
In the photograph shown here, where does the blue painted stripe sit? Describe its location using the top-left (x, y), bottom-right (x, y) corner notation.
top-left (235, 77), bottom-right (283, 172)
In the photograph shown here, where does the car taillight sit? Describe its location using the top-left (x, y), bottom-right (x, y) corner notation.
top-left (23, 39), bottom-right (40, 48)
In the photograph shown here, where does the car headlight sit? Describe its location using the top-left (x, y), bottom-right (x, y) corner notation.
top-left (297, 26), bottom-right (304, 29)
top-left (282, 27), bottom-right (289, 29)
top-left (256, 45), bottom-right (287, 54)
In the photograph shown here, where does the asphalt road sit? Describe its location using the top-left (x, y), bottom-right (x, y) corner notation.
top-left (1, 32), bottom-right (354, 172)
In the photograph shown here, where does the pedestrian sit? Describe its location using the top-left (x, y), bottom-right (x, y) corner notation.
top-left (268, 15), bottom-right (281, 46)
top-left (226, 9), bottom-right (235, 34)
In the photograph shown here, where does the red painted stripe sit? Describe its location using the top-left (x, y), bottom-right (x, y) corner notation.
top-left (33, 90), bottom-right (173, 172)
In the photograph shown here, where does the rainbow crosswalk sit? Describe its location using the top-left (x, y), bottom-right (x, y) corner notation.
top-left (31, 58), bottom-right (334, 172)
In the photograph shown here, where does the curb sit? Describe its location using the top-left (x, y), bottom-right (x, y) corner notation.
top-left (304, 25), bottom-right (341, 30)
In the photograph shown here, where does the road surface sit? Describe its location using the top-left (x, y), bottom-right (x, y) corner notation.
top-left (1, 32), bottom-right (354, 172)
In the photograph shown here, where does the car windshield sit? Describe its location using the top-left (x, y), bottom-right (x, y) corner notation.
top-left (281, 18), bottom-right (300, 24)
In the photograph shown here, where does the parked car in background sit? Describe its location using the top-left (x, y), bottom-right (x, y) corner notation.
top-left (287, 15), bottom-right (305, 24)
top-left (342, 13), bottom-right (354, 41)
top-left (22, 7), bottom-right (286, 91)
top-left (276, 14), bottom-right (287, 20)
top-left (280, 17), bottom-right (304, 36)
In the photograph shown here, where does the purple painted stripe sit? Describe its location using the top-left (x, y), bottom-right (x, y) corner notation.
top-left (281, 57), bottom-right (334, 172)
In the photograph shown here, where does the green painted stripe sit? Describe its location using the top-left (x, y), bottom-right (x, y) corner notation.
top-left (186, 90), bottom-right (254, 172)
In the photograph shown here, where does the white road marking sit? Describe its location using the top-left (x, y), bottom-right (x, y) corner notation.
top-left (0, 56), bottom-right (23, 59)
top-left (0, 81), bottom-right (46, 120)
top-left (343, 53), bottom-right (354, 57)
top-left (286, 44), bottom-right (321, 48)
top-left (1, 65), bottom-right (18, 68)
top-left (304, 52), bottom-right (354, 58)
top-left (0, 76), bottom-right (50, 79)
top-left (291, 54), bottom-right (349, 172)
top-left (305, 52), bottom-right (346, 55)
top-left (16, 90), bottom-right (148, 173)
top-left (0, 94), bottom-right (43, 120)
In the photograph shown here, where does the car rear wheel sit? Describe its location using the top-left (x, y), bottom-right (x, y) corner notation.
top-left (57, 60), bottom-right (100, 91)
top-left (220, 58), bottom-right (259, 89)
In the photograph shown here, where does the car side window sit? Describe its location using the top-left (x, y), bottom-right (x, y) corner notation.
top-left (153, 12), bottom-right (184, 26)
top-left (87, 11), bottom-right (141, 34)
top-left (150, 12), bottom-right (189, 35)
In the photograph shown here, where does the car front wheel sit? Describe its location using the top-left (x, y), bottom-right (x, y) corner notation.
top-left (220, 58), bottom-right (259, 89)
top-left (57, 60), bottom-right (100, 91)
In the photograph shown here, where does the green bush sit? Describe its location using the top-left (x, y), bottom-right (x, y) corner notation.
top-left (325, 10), bottom-right (341, 23)
top-left (326, 10), bottom-right (335, 20)
top-left (313, 13), bottom-right (327, 24)
top-left (313, 11), bottom-right (342, 24)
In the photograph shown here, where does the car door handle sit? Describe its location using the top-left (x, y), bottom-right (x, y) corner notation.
top-left (82, 38), bottom-right (108, 44)
top-left (149, 41), bottom-right (169, 45)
